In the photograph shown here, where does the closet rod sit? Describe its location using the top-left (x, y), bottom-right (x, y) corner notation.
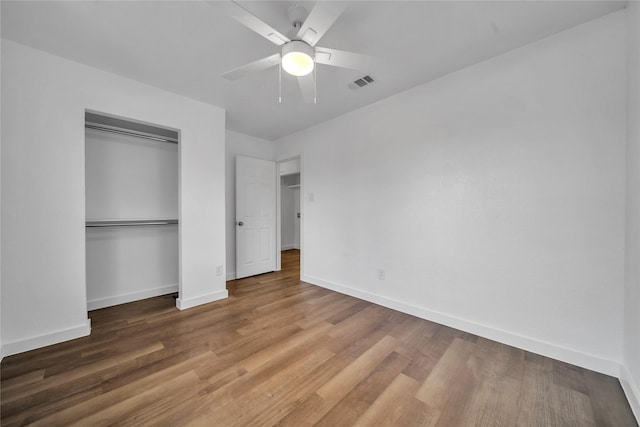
top-left (85, 124), bottom-right (178, 144)
top-left (86, 219), bottom-right (179, 228)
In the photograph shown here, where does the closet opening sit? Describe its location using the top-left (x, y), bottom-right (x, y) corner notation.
top-left (278, 157), bottom-right (301, 278)
top-left (84, 111), bottom-right (180, 312)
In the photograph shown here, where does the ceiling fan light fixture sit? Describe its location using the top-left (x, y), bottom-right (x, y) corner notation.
top-left (281, 41), bottom-right (314, 77)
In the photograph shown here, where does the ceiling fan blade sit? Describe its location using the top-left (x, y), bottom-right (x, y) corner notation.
top-left (221, 53), bottom-right (281, 81)
top-left (297, 74), bottom-right (316, 103)
top-left (297, 2), bottom-right (346, 47)
top-left (314, 47), bottom-right (372, 70)
top-left (226, 1), bottom-right (290, 46)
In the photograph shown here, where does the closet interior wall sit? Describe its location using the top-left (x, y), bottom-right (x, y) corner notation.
top-left (85, 112), bottom-right (179, 310)
top-left (280, 173), bottom-right (300, 251)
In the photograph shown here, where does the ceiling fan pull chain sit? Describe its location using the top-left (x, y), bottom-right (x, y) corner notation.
top-left (279, 61), bottom-right (282, 104)
top-left (314, 65), bottom-right (317, 104)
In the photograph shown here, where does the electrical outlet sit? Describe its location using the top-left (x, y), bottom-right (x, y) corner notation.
top-left (216, 265), bottom-right (223, 276)
top-left (377, 269), bottom-right (385, 280)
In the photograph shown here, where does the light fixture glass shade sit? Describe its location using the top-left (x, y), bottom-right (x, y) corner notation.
top-left (281, 41), bottom-right (314, 77)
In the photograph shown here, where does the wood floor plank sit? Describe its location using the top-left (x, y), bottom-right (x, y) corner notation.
top-left (184, 348), bottom-right (336, 427)
top-left (295, 295), bottom-right (365, 330)
top-left (550, 382), bottom-right (597, 427)
top-left (229, 350), bottom-right (340, 426)
top-left (447, 350), bottom-right (522, 426)
top-left (237, 321), bottom-right (333, 372)
top-left (415, 337), bottom-right (476, 408)
top-left (67, 370), bottom-right (202, 427)
top-left (315, 351), bottom-right (410, 427)
top-left (389, 315), bottom-right (438, 345)
top-left (353, 373), bottom-right (439, 427)
top-left (2, 341), bottom-right (164, 404)
top-left (157, 334), bottom-right (334, 425)
top-left (583, 368), bottom-right (638, 426)
top-left (214, 322), bottom-right (303, 360)
top-left (2, 344), bottom-right (213, 426)
top-left (24, 351), bottom-right (217, 426)
top-left (274, 329), bottom-right (392, 426)
top-left (1, 250), bottom-right (636, 426)
top-left (204, 327), bottom-right (332, 401)
top-left (317, 335), bottom-right (399, 401)
top-left (278, 335), bottom-right (401, 426)
top-left (402, 350), bottom-right (439, 383)
top-left (514, 359), bottom-right (597, 427)
top-left (0, 369), bottom-right (44, 392)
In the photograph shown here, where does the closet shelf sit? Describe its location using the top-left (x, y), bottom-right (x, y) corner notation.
top-left (287, 184), bottom-right (301, 189)
top-left (86, 219), bottom-right (178, 228)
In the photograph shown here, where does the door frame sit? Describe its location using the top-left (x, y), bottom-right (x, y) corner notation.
top-left (276, 155), bottom-right (303, 274)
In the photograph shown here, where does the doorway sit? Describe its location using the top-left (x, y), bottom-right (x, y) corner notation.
top-left (278, 157), bottom-right (302, 278)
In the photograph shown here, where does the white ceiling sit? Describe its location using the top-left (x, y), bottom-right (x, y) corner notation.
top-left (1, 1), bottom-right (626, 140)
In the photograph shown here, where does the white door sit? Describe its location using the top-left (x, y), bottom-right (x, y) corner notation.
top-left (236, 156), bottom-right (276, 279)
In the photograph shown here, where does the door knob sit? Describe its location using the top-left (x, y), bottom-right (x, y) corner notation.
top-left (238, 221), bottom-right (244, 226)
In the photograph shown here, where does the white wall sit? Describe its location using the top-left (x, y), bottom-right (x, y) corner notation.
top-left (177, 95), bottom-right (226, 310)
top-left (85, 129), bottom-right (179, 221)
top-left (86, 226), bottom-right (179, 309)
top-left (623, 2), bottom-right (640, 420)
top-left (225, 130), bottom-right (275, 280)
top-left (1, 40), bottom-right (226, 356)
top-left (275, 11), bottom-right (626, 375)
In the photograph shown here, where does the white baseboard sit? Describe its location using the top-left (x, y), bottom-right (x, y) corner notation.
top-left (176, 289), bottom-right (228, 310)
top-left (282, 244), bottom-right (301, 251)
top-left (303, 274), bottom-right (620, 377)
top-left (281, 245), bottom-right (300, 251)
top-left (1, 319), bottom-right (91, 358)
top-left (87, 284), bottom-right (178, 311)
top-left (226, 272), bottom-right (237, 281)
top-left (620, 364), bottom-right (640, 423)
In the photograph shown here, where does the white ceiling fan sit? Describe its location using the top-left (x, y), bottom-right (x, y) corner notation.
top-left (220, 1), bottom-right (373, 103)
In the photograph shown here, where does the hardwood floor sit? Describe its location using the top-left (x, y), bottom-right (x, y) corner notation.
top-left (1, 249), bottom-right (636, 426)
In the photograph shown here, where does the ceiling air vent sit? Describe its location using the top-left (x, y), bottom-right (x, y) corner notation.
top-left (349, 75), bottom-right (375, 90)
